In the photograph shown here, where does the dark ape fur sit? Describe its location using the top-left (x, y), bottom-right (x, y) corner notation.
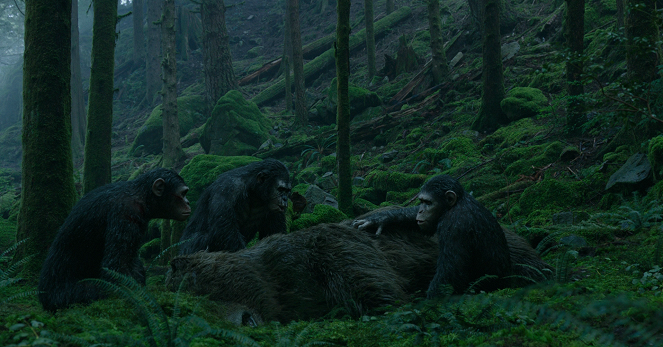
top-left (353, 175), bottom-right (512, 297)
top-left (179, 159), bottom-right (291, 255)
top-left (167, 224), bottom-right (409, 323)
top-left (38, 169), bottom-right (191, 312)
top-left (504, 229), bottom-right (554, 285)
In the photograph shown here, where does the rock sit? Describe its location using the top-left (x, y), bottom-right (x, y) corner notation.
top-left (380, 150), bottom-right (399, 163)
top-left (560, 146), bottom-right (580, 162)
top-left (247, 15), bottom-right (254, 20)
top-left (450, 51), bottom-right (463, 68)
top-left (501, 41), bottom-right (520, 60)
top-left (246, 46), bottom-right (263, 58)
top-left (353, 176), bottom-right (365, 187)
top-left (500, 87), bottom-right (548, 122)
top-left (304, 185), bottom-right (338, 214)
top-left (315, 172), bottom-right (337, 190)
top-left (560, 235), bottom-right (588, 249)
top-left (552, 212), bottom-right (574, 225)
top-left (316, 78), bottom-right (382, 125)
top-left (605, 153), bottom-right (652, 190)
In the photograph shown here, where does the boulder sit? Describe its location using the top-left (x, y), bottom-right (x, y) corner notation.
top-left (605, 153), bottom-right (652, 190)
top-left (500, 87), bottom-right (548, 122)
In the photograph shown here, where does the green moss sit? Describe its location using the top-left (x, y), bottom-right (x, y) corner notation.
top-left (290, 204), bottom-right (348, 232)
top-left (648, 135), bottom-right (663, 181)
top-left (292, 183), bottom-right (309, 196)
top-left (246, 46), bottom-right (263, 58)
top-left (503, 141), bottom-right (564, 177)
top-left (295, 166), bottom-right (323, 184)
top-left (352, 197), bottom-right (378, 213)
top-left (130, 95), bottom-right (206, 155)
top-left (422, 148), bottom-right (449, 166)
top-left (326, 78), bottom-right (381, 118)
top-left (376, 76), bottom-right (409, 101)
top-left (321, 155), bottom-right (336, 172)
top-left (518, 178), bottom-right (586, 217)
top-left (480, 118), bottom-right (547, 151)
top-left (0, 218), bottom-right (16, 251)
top-left (500, 87), bottom-right (548, 121)
top-left (441, 137), bottom-right (477, 155)
top-left (178, 155), bottom-right (261, 210)
top-left (385, 188), bottom-right (420, 205)
top-left (366, 170), bottom-right (427, 192)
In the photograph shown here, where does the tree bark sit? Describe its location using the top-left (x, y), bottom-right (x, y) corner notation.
top-left (365, 0), bottom-right (376, 82)
top-left (289, 0), bottom-right (307, 126)
top-left (626, 0), bottom-right (659, 85)
top-left (386, 0), bottom-right (394, 14)
top-left (202, 0), bottom-right (238, 113)
top-left (177, 5), bottom-right (189, 61)
top-left (18, 0), bottom-right (77, 277)
top-left (146, 0), bottom-right (162, 106)
top-left (83, 0), bottom-right (118, 194)
top-left (284, 0), bottom-right (293, 113)
top-left (133, 0), bottom-right (145, 66)
top-left (71, 0), bottom-right (86, 161)
top-left (471, 0), bottom-right (507, 132)
top-left (615, 0), bottom-right (624, 30)
top-left (162, 0), bottom-right (184, 170)
top-left (564, 0), bottom-right (584, 134)
top-left (336, 0), bottom-right (352, 216)
top-left (428, 0), bottom-right (449, 84)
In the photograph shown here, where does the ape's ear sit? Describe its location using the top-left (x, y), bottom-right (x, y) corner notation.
top-left (257, 171), bottom-right (268, 184)
top-left (152, 178), bottom-right (166, 197)
top-left (444, 190), bottom-right (457, 207)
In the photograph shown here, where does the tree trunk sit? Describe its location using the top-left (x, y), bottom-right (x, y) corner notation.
top-left (18, 0), bottom-right (77, 277)
top-left (83, 0), bottom-right (118, 194)
top-left (289, 0), bottom-right (307, 126)
top-left (71, 0), bottom-right (86, 161)
top-left (133, 0), bottom-right (145, 66)
top-left (428, 0), bottom-right (449, 84)
top-left (162, 0), bottom-right (184, 170)
top-left (365, 0), bottom-right (376, 82)
top-left (626, 0), bottom-right (659, 85)
top-left (615, 0), bottom-right (624, 30)
top-left (386, 0), bottom-right (394, 14)
top-left (177, 5), bottom-right (189, 61)
top-left (146, 0), bottom-right (162, 106)
top-left (202, 0), bottom-right (238, 113)
top-left (564, 0), bottom-right (584, 135)
top-left (471, 0), bottom-right (507, 132)
top-left (336, 0), bottom-right (352, 217)
top-left (284, 1), bottom-right (293, 113)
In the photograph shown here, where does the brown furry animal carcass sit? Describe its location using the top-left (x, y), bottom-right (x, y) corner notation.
top-left (166, 223), bottom-right (421, 323)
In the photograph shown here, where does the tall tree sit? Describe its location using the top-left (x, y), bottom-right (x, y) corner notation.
top-left (364, 0), bottom-right (376, 81)
top-left (177, 5), bottom-right (189, 61)
top-left (427, 0), bottom-right (449, 84)
top-left (71, 0), bottom-right (86, 160)
top-left (471, 0), bottom-right (507, 132)
top-left (336, 0), bottom-right (352, 216)
top-left (162, 0), bottom-right (184, 169)
top-left (625, 0), bottom-right (659, 85)
top-left (83, 0), bottom-right (118, 194)
top-left (289, 0), bottom-right (307, 126)
top-left (133, 0), bottom-right (145, 66)
top-left (17, 0), bottom-right (77, 276)
top-left (146, 0), bottom-right (162, 106)
top-left (564, 0), bottom-right (585, 134)
top-left (283, 1), bottom-right (293, 113)
top-left (201, 0), bottom-right (237, 113)
top-left (386, 0), bottom-right (394, 14)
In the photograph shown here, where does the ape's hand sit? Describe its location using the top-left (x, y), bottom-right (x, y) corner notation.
top-left (351, 216), bottom-right (385, 235)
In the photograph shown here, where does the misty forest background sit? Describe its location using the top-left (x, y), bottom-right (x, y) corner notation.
top-left (2, 0), bottom-right (663, 345)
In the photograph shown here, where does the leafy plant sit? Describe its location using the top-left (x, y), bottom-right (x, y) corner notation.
top-left (591, 193), bottom-right (663, 233)
top-left (268, 323), bottom-right (339, 347)
top-left (301, 135), bottom-right (336, 168)
top-left (1, 239), bottom-right (37, 304)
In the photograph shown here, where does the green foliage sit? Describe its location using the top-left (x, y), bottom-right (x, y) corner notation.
top-left (290, 204), bottom-right (348, 232)
top-left (1, 240), bottom-right (37, 304)
top-left (301, 135), bottom-right (336, 168)
top-left (502, 141), bottom-right (564, 177)
top-left (366, 171), bottom-right (427, 193)
top-left (648, 135), bottom-right (663, 181)
top-left (517, 177), bottom-right (585, 217)
top-left (500, 87), bottom-right (548, 121)
top-left (479, 118), bottom-right (547, 151)
top-left (591, 193), bottom-right (663, 232)
top-left (0, 218), bottom-right (16, 252)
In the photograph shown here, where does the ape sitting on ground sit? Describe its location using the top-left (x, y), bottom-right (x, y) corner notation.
top-left (167, 223), bottom-right (411, 323)
top-left (38, 168), bottom-right (191, 312)
top-left (353, 175), bottom-right (512, 297)
top-left (178, 158), bottom-right (291, 255)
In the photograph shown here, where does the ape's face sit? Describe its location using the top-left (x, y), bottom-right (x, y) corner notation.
top-left (267, 179), bottom-right (291, 213)
top-left (415, 191), bottom-right (444, 233)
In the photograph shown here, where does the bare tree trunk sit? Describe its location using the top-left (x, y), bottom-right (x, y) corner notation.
top-left (18, 0), bottom-right (77, 277)
top-left (71, 0), bottom-right (86, 161)
top-left (615, 0), bottom-right (624, 30)
top-left (133, 0), bottom-right (145, 66)
top-left (289, 0), bottom-right (307, 126)
top-left (386, 0), bottom-right (394, 14)
top-left (146, 0), bottom-right (162, 106)
top-left (201, 0), bottom-right (238, 113)
top-left (83, 0), bottom-right (118, 194)
top-left (365, 0), bottom-right (376, 82)
top-left (177, 5), bottom-right (189, 61)
top-left (471, 0), bottom-right (507, 132)
top-left (336, 0), bottom-right (352, 216)
top-left (428, 0), bottom-right (449, 84)
top-left (284, 1), bottom-right (293, 113)
top-left (564, 0), bottom-right (584, 134)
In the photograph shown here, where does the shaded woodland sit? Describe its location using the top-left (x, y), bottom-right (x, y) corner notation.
top-left (2, 0), bottom-right (663, 345)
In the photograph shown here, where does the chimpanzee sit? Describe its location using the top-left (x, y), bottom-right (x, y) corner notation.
top-left (353, 174), bottom-right (512, 297)
top-left (38, 168), bottom-right (191, 312)
top-left (178, 158), bottom-right (291, 255)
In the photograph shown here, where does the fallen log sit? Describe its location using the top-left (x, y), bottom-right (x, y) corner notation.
top-left (251, 6), bottom-right (412, 106)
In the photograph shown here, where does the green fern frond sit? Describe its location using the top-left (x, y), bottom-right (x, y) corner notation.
top-left (1, 290), bottom-right (39, 304)
top-left (464, 274), bottom-right (498, 294)
top-left (1, 254), bottom-right (35, 281)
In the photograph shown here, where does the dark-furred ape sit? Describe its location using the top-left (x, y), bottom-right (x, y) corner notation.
top-left (38, 169), bottom-right (191, 312)
top-left (353, 174), bottom-right (513, 297)
top-left (178, 158), bottom-right (291, 255)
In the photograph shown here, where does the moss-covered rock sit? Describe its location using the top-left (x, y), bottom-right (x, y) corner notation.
top-left (130, 95), bottom-right (206, 155)
top-left (200, 90), bottom-right (273, 156)
top-left (353, 197), bottom-right (378, 216)
top-left (366, 170), bottom-right (427, 193)
top-left (246, 46), bottom-right (263, 58)
top-left (321, 155), bottom-right (336, 173)
top-left (518, 179), bottom-right (586, 217)
top-left (385, 188), bottom-right (420, 205)
top-left (500, 87), bottom-right (548, 122)
top-left (290, 204), bottom-right (348, 232)
top-left (502, 141), bottom-right (564, 177)
top-left (178, 154), bottom-right (261, 210)
top-left (317, 78), bottom-right (382, 124)
top-left (648, 135), bottom-right (663, 181)
top-left (479, 118), bottom-right (547, 151)
top-left (295, 166), bottom-right (323, 185)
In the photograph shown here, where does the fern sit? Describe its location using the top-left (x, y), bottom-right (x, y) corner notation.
top-left (555, 250), bottom-right (578, 283)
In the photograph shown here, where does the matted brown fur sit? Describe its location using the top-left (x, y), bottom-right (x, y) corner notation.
top-left (167, 223), bottom-right (412, 323)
